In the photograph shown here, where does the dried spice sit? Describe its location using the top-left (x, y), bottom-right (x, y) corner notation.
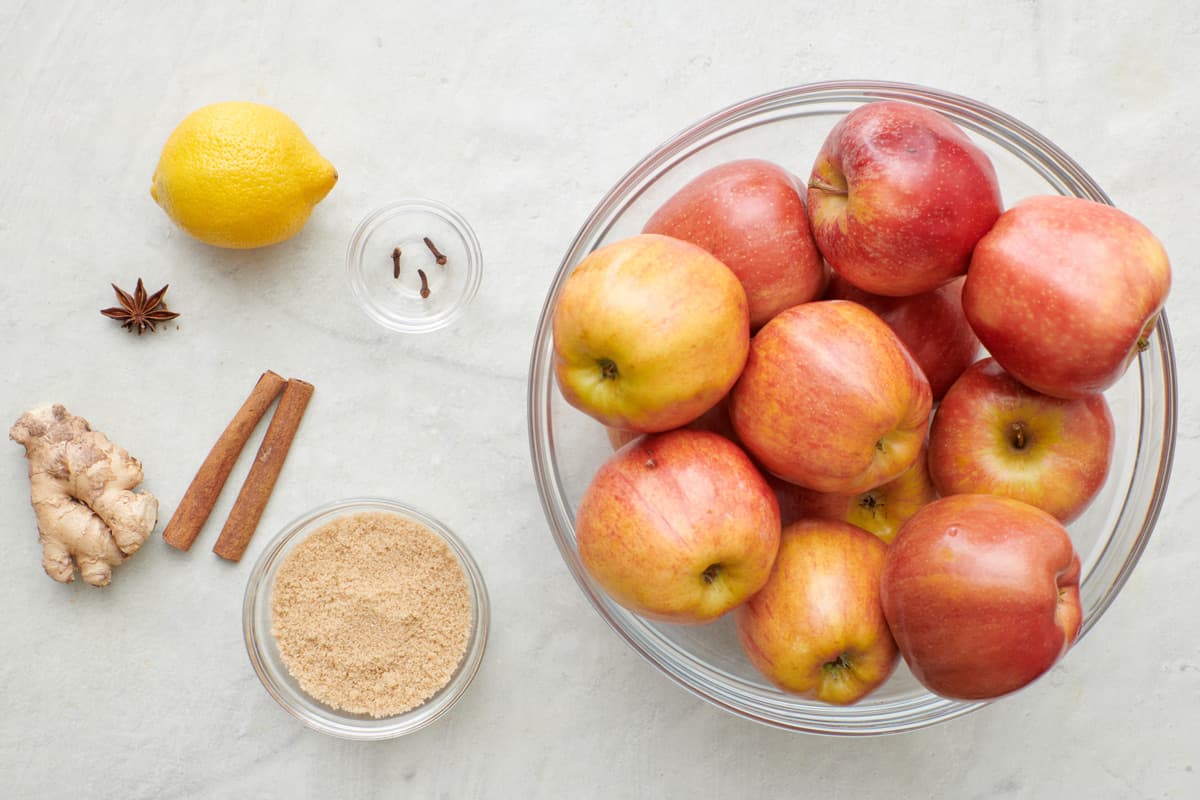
top-left (101, 279), bottom-right (180, 335)
top-left (423, 236), bottom-right (447, 266)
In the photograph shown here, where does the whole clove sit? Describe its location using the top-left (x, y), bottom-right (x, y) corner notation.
top-left (423, 237), bottom-right (447, 266)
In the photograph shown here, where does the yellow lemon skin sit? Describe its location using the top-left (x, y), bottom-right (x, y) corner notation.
top-left (150, 101), bottom-right (337, 249)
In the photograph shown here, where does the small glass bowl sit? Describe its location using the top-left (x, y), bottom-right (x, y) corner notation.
top-left (243, 497), bottom-right (489, 740)
top-left (346, 198), bottom-right (483, 333)
top-left (528, 80), bottom-right (1177, 735)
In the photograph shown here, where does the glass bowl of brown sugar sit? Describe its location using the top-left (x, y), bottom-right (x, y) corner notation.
top-left (243, 497), bottom-right (489, 740)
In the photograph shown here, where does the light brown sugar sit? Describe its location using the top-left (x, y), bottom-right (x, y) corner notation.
top-left (270, 511), bottom-right (472, 718)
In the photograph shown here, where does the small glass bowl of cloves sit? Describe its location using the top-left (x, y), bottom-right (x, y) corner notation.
top-left (346, 197), bottom-right (482, 333)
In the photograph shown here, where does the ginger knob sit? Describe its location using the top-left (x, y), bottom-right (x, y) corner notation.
top-left (9, 405), bottom-right (159, 587)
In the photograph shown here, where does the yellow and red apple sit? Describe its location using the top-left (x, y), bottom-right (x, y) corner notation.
top-left (736, 519), bottom-right (898, 705)
top-left (576, 429), bottom-right (780, 624)
top-left (553, 233), bottom-right (750, 433)
top-left (963, 195), bottom-right (1171, 398)
top-left (728, 300), bottom-right (932, 494)
top-left (928, 357), bottom-right (1114, 523)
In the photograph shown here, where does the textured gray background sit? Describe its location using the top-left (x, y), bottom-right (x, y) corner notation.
top-left (1, 1), bottom-right (1196, 798)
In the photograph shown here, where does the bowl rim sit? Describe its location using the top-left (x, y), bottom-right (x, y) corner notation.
top-left (344, 197), bottom-right (483, 334)
top-left (242, 496), bottom-right (490, 740)
top-left (526, 79), bottom-right (1177, 735)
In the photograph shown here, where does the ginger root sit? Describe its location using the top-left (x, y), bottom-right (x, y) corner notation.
top-left (10, 404), bottom-right (159, 587)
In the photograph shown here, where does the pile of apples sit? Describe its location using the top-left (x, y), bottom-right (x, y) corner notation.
top-left (551, 101), bottom-right (1171, 705)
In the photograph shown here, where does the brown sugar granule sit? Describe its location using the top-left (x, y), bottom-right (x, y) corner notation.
top-left (269, 511), bottom-right (472, 718)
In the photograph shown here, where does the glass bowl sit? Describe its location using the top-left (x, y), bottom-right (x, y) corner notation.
top-left (243, 497), bottom-right (489, 740)
top-left (527, 80), bottom-right (1177, 735)
top-left (345, 198), bottom-right (483, 333)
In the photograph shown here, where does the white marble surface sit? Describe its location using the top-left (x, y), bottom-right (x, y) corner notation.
top-left (2, 2), bottom-right (1197, 797)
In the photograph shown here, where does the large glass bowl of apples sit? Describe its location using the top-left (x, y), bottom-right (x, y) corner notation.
top-left (527, 80), bottom-right (1176, 734)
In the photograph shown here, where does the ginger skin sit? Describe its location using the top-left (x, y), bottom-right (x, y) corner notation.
top-left (10, 405), bottom-right (159, 587)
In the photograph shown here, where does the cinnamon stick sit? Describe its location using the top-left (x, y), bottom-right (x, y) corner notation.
top-left (163, 371), bottom-right (287, 551)
top-left (212, 378), bottom-right (314, 562)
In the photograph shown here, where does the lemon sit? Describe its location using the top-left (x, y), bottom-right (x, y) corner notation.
top-left (150, 101), bottom-right (338, 249)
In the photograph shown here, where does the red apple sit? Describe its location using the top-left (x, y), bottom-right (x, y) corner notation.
top-left (773, 443), bottom-right (937, 543)
top-left (881, 494), bottom-right (1082, 700)
top-left (576, 429), bottom-right (780, 624)
top-left (736, 519), bottom-right (898, 705)
top-left (963, 195), bottom-right (1171, 398)
top-left (643, 158), bottom-right (826, 327)
top-left (729, 300), bottom-right (932, 494)
top-left (825, 273), bottom-right (979, 400)
top-left (605, 397), bottom-right (737, 451)
top-left (552, 234), bottom-right (749, 432)
top-left (928, 358), bottom-right (1114, 523)
top-left (807, 100), bottom-right (1002, 296)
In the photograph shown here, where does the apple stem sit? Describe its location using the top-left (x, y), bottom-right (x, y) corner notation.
top-left (823, 653), bottom-right (852, 675)
top-left (598, 358), bottom-right (619, 380)
top-left (701, 563), bottom-right (721, 584)
top-left (1137, 336), bottom-right (1150, 352)
top-left (1010, 422), bottom-right (1027, 450)
top-left (859, 492), bottom-right (882, 517)
top-left (807, 177), bottom-right (848, 197)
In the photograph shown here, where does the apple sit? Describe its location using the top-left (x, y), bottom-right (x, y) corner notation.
top-left (552, 233), bottom-right (750, 432)
top-left (807, 100), bottom-right (1002, 296)
top-left (605, 397), bottom-right (737, 451)
top-left (773, 443), bottom-right (937, 543)
top-left (963, 195), bottom-right (1171, 399)
top-left (728, 300), bottom-right (932, 494)
top-left (736, 518), bottom-right (898, 705)
top-left (928, 357), bottom-right (1114, 523)
top-left (643, 158), bottom-right (826, 327)
top-left (880, 494), bottom-right (1082, 700)
top-left (825, 273), bottom-right (979, 400)
top-left (576, 429), bottom-right (780, 624)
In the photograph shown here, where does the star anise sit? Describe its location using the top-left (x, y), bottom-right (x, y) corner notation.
top-left (101, 278), bottom-right (181, 335)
